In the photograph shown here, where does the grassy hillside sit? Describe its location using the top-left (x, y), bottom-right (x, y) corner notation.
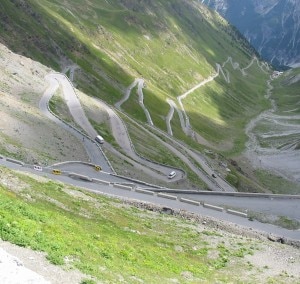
top-left (0, 166), bottom-right (299, 283)
top-left (2, 0), bottom-right (285, 193)
top-left (0, 0), bottom-right (269, 154)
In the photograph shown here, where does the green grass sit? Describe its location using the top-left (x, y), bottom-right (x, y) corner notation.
top-left (184, 61), bottom-right (270, 155)
top-left (255, 169), bottom-right (300, 195)
top-left (225, 173), bottom-right (239, 187)
top-left (0, 133), bottom-right (27, 161)
top-left (48, 88), bottom-right (73, 122)
top-left (0, 166), bottom-right (262, 282)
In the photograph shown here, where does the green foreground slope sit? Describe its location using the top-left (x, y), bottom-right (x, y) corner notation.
top-left (1, 166), bottom-right (299, 283)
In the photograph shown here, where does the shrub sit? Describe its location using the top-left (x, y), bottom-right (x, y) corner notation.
top-left (226, 173), bottom-right (239, 187)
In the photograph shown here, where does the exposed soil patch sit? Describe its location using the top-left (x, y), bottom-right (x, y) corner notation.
top-left (0, 43), bottom-right (89, 165)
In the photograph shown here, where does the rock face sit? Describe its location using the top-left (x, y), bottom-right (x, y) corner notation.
top-left (202, 0), bottom-right (300, 68)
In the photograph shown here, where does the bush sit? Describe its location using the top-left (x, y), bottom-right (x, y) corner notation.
top-left (80, 279), bottom-right (96, 284)
top-left (226, 173), bottom-right (239, 187)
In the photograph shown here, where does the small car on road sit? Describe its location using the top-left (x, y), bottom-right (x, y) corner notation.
top-left (33, 165), bottom-right (43, 171)
top-left (95, 135), bottom-right (104, 144)
top-left (168, 171), bottom-right (176, 179)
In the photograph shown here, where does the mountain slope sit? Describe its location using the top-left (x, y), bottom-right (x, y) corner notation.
top-left (1, 0), bottom-right (270, 151)
top-left (0, 0), bottom-right (280, 192)
top-left (202, 0), bottom-right (300, 68)
top-left (0, 42), bottom-right (89, 165)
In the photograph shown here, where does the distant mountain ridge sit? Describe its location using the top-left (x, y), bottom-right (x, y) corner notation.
top-left (202, 0), bottom-right (300, 68)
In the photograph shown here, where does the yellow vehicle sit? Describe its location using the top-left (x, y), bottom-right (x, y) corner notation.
top-left (94, 165), bottom-right (102, 171)
top-left (52, 169), bottom-right (61, 175)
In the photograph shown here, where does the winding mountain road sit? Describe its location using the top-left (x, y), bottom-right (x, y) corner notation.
top-left (114, 78), bottom-right (139, 109)
top-left (116, 78), bottom-right (235, 191)
top-left (115, 78), bottom-right (154, 126)
top-left (154, 56), bottom-right (271, 191)
top-left (167, 56), bottom-right (269, 139)
top-left (7, 63), bottom-right (300, 240)
top-left (41, 56), bottom-right (275, 191)
top-left (166, 99), bottom-right (176, 136)
top-left (95, 97), bottom-right (186, 182)
top-left (137, 79), bottom-right (154, 126)
top-left (1, 157), bottom-right (299, 241)
top-left (42, 73), bottom-right (185, 182)
top-left (39, 74), bottom-right (113, 172)
top-left (245, 75), bottom-right (300, 182)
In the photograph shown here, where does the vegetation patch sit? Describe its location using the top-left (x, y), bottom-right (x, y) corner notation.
top-left (225, 173), bottom-right (239, 187)
top-left (0, 166), bottom-right (266, 282)
top-left (48, 88), bottom-right (73, 123)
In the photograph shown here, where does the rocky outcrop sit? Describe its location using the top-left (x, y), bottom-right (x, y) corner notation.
top-left (202, 0), bottom-right (300, 68)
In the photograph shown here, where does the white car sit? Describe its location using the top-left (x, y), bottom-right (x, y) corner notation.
top-left (33, 165), bottom-right (43, 171)
top-left (95, 135), bottom-right (104, 144)
top-left (168, 171), bottom-right (176, 179)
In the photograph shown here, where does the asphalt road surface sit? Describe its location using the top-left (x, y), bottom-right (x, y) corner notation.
top-left (41, 75), bottom-right (112, 172)
top-left (178, 193), bottom-right (300, 222)
top-left (1, 158), bottom-right (299, 241)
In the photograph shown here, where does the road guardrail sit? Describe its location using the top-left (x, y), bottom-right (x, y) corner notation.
top-left (180, 198), bottom-right (201, 206)
top-left (226, 209), bottom-right (248, 218)
top-left (6, 158), bottom-right (24, 166)
top-left (157, 193), bottom-right (178, 200)
top-left (113, 183), bottom-right (132, 191)
top-left (203, 203), bottom-right (224, 212)
top-left (92, 178), bottom-right (110, 186)
top-left (135, 188), bottom-right (155, 195)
